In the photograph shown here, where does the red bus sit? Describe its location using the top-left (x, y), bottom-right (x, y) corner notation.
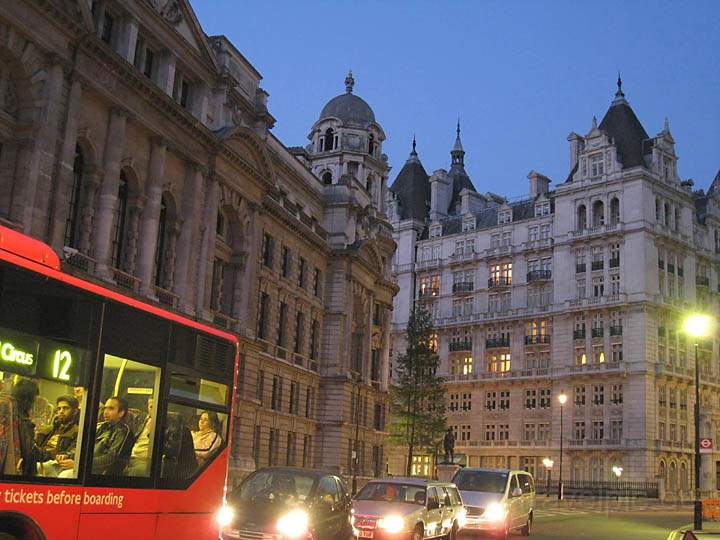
top-left (0, 225), bottom-right (239, 540)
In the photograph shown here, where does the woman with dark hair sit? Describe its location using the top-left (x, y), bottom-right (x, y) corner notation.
top-left (191, 410), bottom-right (221, 465)
top-left (12, 379), bottom-right (47, 476)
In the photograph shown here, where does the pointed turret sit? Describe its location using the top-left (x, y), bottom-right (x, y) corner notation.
top-left (447, 120), bottom-right (475, 214)
top-left (389, 136), bottom-right (430, 220)
top-left (598, 76), bottom-right (650, 168)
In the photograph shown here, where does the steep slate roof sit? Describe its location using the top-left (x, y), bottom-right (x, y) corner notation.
top-left (439, 196), bottom-right (544, 236)
top-left (598, 81), bottom-right (650, 169)
top-left (389, 139), bottom-right (430, 220)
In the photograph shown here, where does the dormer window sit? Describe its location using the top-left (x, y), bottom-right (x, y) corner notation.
top-left (535, 201), bottom-right (550, 217)
top-left (498, 210), bottom-right (512, 225)
top-left (462, 217), bottom-right (476, 231)
top-left (590, 153), bottom-right (605, 177)
top-left (663, 157), bottom-right (673, 180)
top-left (429, 225), bottom-right (442, 238)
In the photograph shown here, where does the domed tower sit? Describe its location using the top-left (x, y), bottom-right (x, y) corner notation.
top-left (307, 71), bottom-right (390, 213)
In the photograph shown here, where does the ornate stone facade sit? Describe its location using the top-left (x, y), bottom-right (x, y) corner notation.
top-left (1, 0), bottom-right (396, 485)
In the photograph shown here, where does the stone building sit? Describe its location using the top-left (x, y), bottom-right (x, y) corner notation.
top-left (0, 0), bottom-right (395, 484)
top-left (388, 80), bottom-right (720, 499)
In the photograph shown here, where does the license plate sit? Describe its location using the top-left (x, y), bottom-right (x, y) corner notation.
top-left (358, 531), bottom-right (373, 538)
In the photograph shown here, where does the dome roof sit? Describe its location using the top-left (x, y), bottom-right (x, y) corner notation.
top-left (318, 71), bottom-right (376, 125)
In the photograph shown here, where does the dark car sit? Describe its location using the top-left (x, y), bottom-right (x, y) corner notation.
top-left (221, 467), bottom-right (353, 540)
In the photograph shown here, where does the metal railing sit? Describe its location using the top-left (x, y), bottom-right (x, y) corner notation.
top-left (527, 270), bottom-right (552, 282)
top-left (452, 282), bottom-right (474, 293)
top-left (449, 340), bottom-right (473, 352)
top-left (486, 337), bottom-right (510, 348)
top-left (525, 335), bottom-right (551, 345)
top-left (488, 277), bottom-right (511, 288)
top-left (536, 480), bottom-right (658, 498)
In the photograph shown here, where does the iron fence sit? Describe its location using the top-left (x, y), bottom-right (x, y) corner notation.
top-left (536, 480), bottom-right (659, 498)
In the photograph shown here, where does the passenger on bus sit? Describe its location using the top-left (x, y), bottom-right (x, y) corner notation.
top-left (127, 398), bottom-right (154, 476)
top-left (191, 411), bottom-right (221, 465)
top-left (36, 395), bottom-right (80, 477)
top-left (12, 379), bottom-right (46, 476)
top-left (92, 396), bottom-right (135, 475)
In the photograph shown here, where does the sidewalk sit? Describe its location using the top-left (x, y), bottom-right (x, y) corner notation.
top-left (667, 521), bottom-right (720, 539)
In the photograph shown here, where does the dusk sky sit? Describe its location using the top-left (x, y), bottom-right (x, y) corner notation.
top-left (194, 1), bottom-right (720, 199)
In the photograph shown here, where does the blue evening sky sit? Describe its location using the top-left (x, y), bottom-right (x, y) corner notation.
top-left (193, 1), bottom-right (720, 198)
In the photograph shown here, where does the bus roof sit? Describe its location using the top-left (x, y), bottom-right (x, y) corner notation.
top-left (0, 225), bottom-right (60, 270)
top-left (0, 225), bottom-right (237, 345)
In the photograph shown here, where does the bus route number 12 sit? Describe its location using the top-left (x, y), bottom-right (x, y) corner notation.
top-left (52, 350), bottom-right (72, 381)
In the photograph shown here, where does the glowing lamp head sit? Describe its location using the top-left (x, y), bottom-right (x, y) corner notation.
top-left (685, 314), bottom-right (712, 339)
top-left (542, 458), bottom-right (554, 469)
top-left (378, 515), bottom-right (405, 534)
top-left (277, 509), bottom-right (309, 538)
top-left (216, 504), bottom-right (235, 528)
top-left (612, 466), bottom-right (623, 478)
top-left (558, 393), bottom-right (567, 405)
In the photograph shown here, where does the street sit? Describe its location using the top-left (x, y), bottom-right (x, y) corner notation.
top-left (460, 499), bottom-right (699, 540)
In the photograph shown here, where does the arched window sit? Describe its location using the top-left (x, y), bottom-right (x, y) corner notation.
top-left (64, 144), bottom-right (84, 248)
top-left (110, 172), bottom-right (129, 269)
top-left (592, 200), bottom-right (605, 227)
top-left (322, 171), bottom-right (332, 185)
top-left (323, 128), bottom-right (334, 152)
top-left (610, 197), bottom-right (620, 225)
top-left (368, 134), bottom-right (375, 156)
top-left (154, 195), bottom-right (168, 287)
top-left (577, 204), bottom-right (587, 231)
top-left (680, 462), bottom-right (688, 492)
top-left (590, 457), bottom-right (604, 482)
top-left (658, 460), bottom-right (666, 479)
top-left (669, 461), bottom-right (677, 492)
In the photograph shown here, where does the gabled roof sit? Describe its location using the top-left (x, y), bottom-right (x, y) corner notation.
top-left (598, 83), bottom-right (650, 169)
top-left (390, 139), bottom-right (430, 220)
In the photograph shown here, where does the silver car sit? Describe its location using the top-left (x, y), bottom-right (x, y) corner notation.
top-left (351, 477), bottom-right (467, 540)
top-left (452, 468), bottom-right (535, 538)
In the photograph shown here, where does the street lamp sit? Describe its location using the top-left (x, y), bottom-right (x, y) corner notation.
top-left (542, 458), bottom-right (554, 497)
top-left (685, 313), bottom-right (713, 531)
top-left (558, 392), bottom-right (567, 501)
top-left (612, 466), bottom-right (623, 501)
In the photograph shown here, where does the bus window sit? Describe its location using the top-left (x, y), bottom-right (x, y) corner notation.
top-left (160, 402), bottom-right (228, 481)
top-left (91, 354), bottom-right (161, 477)
top-left (169, 372), bottom-right (228, 406)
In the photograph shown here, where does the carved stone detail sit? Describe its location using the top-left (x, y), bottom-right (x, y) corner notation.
top-left (147, 0), bottom-right (183, 25)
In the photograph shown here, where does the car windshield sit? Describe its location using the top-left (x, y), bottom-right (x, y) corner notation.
top-left (355, 482), bottom-right (427, 505)
top-left (454, 470), bottom-right (508, 494)
top-left (233, 470), bottom-right (317, 504)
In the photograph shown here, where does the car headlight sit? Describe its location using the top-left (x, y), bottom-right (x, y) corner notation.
top-left (277, 509), bottom-right (309, 538)
top-left (484, 502), bottom-right (507, 522)
top-left (216, 503), bottom-right (234, 528)
top-left (378, 515), bottom-right (405, 534)
top-left (457, 508), bottom-right (467, 527)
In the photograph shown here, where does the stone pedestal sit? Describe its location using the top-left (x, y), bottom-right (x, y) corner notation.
top-left (437, 463), bottom-right (461, 483)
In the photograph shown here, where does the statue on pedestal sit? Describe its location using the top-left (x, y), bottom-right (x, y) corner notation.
top-left (443, 428), bottom-right (455, 464)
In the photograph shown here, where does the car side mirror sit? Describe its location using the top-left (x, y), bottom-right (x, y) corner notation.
top-left (511, 487), bottom-right (523, 498)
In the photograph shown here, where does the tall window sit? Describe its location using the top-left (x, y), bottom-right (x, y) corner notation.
top-left (610, 197), bottom-right (620, 225)
top-left (323, 128), bottom-right (334, 151)
top-left (64, 145), bottom-right (84, 248)
top-left (110, 172), bottom-right (129, 269)
top-left (592, 200), bottom-right (604, 227)
top-left (153, 195), bottom-right (168, 287)
top-left (577, 204), bottom-right (587, 230)
top-left (257, 292), bottom-right (270, 339)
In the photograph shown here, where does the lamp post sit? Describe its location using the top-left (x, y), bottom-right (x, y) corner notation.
top-left (612, 466), bottom-right (623, 501)
top-left (685, 313), bottom-right (712, 531)
top-left (542, 458), bottom-right (554, 497)
top-left (558, 393), bottom-right (567, 501)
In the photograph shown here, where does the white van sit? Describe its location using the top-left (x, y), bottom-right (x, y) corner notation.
top-left (452, 468), bottom-right (535, 538)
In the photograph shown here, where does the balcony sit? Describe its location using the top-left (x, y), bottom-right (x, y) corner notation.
top-left (696, 276), bottom-right (710, 287)
top-left (449, 340), bottom-right (473, 352)
top-left (573, 329), bottom-right (586, 340)
top-left (111, 267), bottom-right (140, 292)
top-left (452, 282), bottom-right (474, 294)
top-left (524, 335), bottom-right (551, 345)
top-left (591, 260), bottom-right (604, 271)
top-left (488, 277), bottom-right (511, 288)
top-left (485, 245), bottom-right (513, 258)
top-left (418, 288), bottom-right (439, 298)
top-left (64, 250), bottom-right (96, 273)
top-left (609, 325), bottom-right (623, 336)
top-left (213, 311), bottom-right (239, 330)
top-left (609, 258), bottom-right (620, 269)
top-left (527, 270), bottom-right (552, 282)
top-left (591, 328), bottom-right (604, 338)
top-left (155, 286), bottom-right (179, 308)
top-left (486, 337), bottom-right (510, 349)
top-left (576, 263), bottom-right (586, 273)
top-left (523, 238), bottom-right (554, 251)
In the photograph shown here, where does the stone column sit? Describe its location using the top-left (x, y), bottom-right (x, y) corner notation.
top-left (92, 106), bottom-right (129, 276)
top-left (162, 222), bottom-right (181, 290)
top-left (49, 73), bottom-right (85, 248)
top-left (195, 174), bottom-right (220, 317)
top-left (78, 167), bottom-right (102, 254)
top-left (174, 163), bottom-right (205, 313)
top-left (232, 202), bottom-right (260, 334)
top-left (136, 137), bottom-right (169, 294)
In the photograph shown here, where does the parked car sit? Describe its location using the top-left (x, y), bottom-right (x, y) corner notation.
top-left (351, 477), bottom-right (466, 539)
top-left (451, 468), bottom-right (535, 538)
top-left (221, 467), bottom-right (353, 540)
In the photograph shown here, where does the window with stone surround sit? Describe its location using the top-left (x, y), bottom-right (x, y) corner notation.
top-left (592, 421), bottom-right (604, 440)
top-left (485, 424), bottom-right (496, 441)
top-left (485, 391), bottom-right (496, 411)
top-left (499, 391), bottom-right (510, 410)
top-left (539, 388), bottom-right (551, 408)
top-left (574, 421), bottom-right (586, 440)
top-left (498, 424), bottom-right (509, 441)
top-left (593, 384), bottom-right (604, 405)
top-left (611, 420), bottom-right (623, 441)
top-left (524, 423), bottom-right (536, 441)
top-left (449, 393), bottom-right (459, 412)
top-left (590, 153), bottom-right (605, 177)
top-left (574, 386), bottom-right (586, 405)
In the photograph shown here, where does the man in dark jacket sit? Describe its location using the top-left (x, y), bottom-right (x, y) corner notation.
top-left (36, 395), bottom-right (80, 477)
top-left (92, 396), bottom-right (135, 476)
